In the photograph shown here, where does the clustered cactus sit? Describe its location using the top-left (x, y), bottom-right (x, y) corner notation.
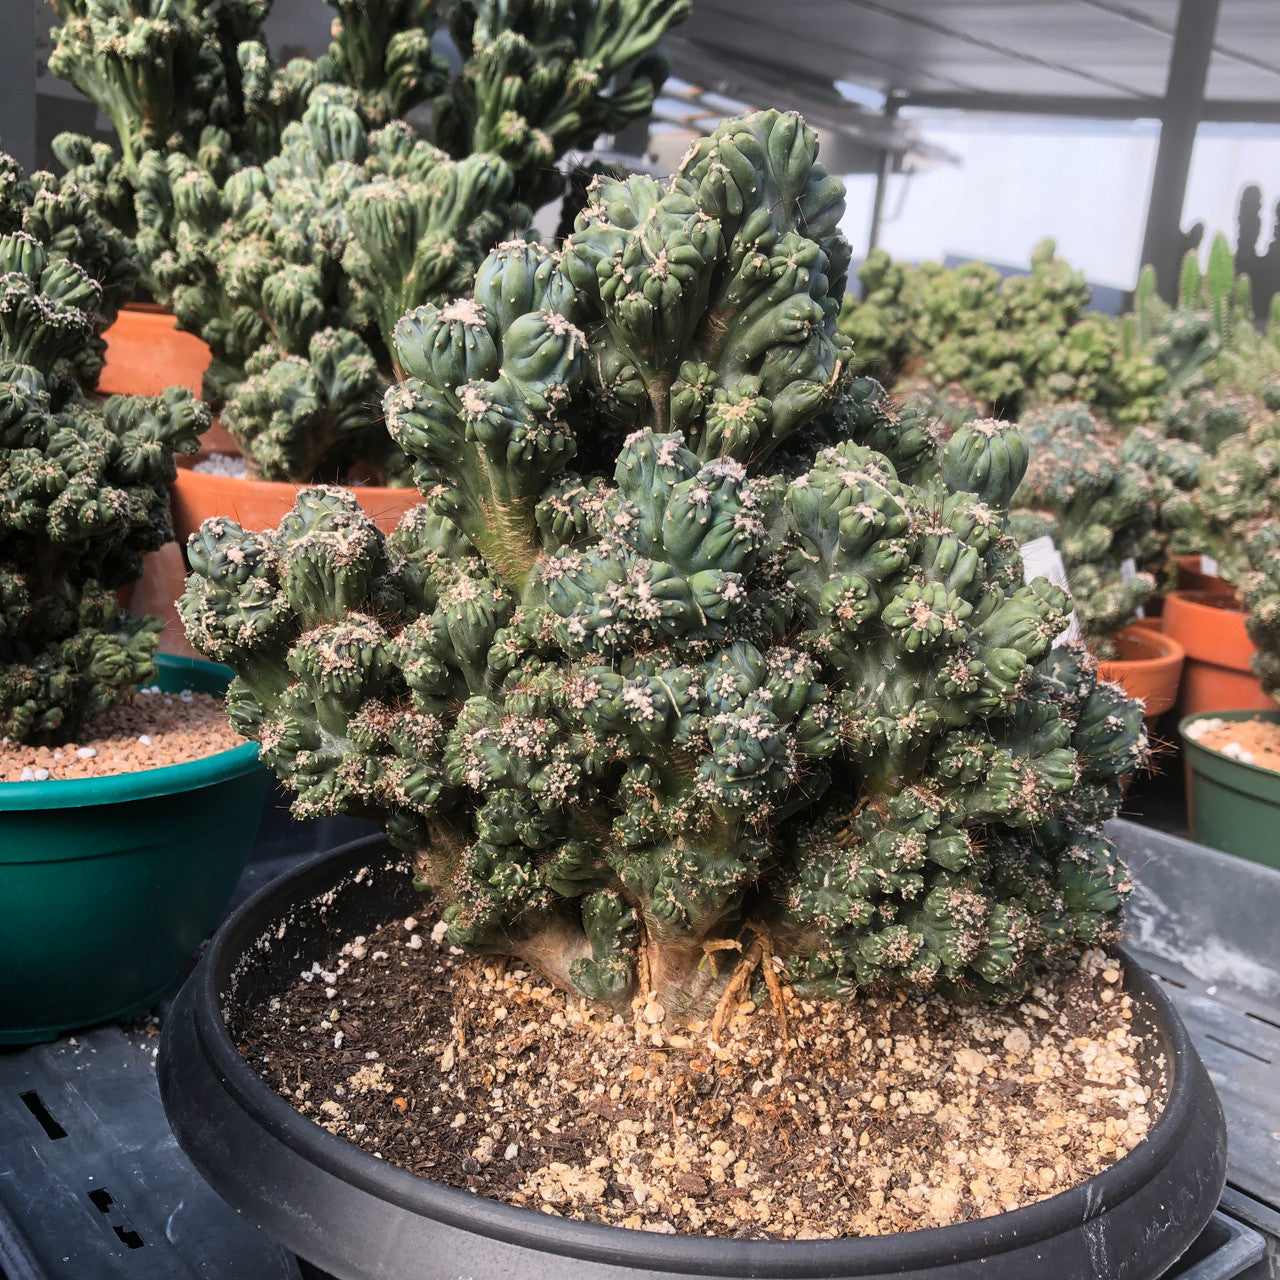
top-left (1123, 234), bottom-right (1280, 413)
top-left (0, 154), bottom-right (206, 743)
top-left (47, 0), bottom-right (689, 481)
top-left (0, 155), bottom-right (137, 391)
top-left (182, 112), bottom-right (1141, 1021)
top-left (1007, 405), bottom-right (1165, 654)
top-left (1164, 407), bottom-right (1280, 587)
top-left (1241, 522), bottom-right (1280, 702)
top-left (840, 240), bottom-right (1163, 422)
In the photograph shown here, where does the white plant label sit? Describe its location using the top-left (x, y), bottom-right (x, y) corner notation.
top-left (1201, 554), bottom-right (1220, 578)
top-left (1019, 535), bottom-right (1081, 646)
top-left (1119, 557), bottom-right (1137, 583)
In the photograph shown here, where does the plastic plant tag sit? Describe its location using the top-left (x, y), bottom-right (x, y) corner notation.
top-left (1201, 554), bottom-right (1220, 578)
top-left (1120, 557), bottom-right (1138, 583)
top-left (1020, 535), bottom-right (1081, 646)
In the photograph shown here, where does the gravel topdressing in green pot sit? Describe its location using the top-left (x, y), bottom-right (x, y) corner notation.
top-left (1181, 709), bottom-right (1280, 871)
top-left (0, 655), bottom-right (268, 1045)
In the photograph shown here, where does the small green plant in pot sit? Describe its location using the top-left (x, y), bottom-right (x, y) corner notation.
top-left (0, 152), bottom-right (268, 1043)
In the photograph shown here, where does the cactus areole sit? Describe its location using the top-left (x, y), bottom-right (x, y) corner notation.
top-left (182, 112), bottom-right (1143, 1026)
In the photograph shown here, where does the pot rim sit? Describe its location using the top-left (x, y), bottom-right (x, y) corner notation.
top-left (1164, 588), bottom-right (1245, 618)
top-left (1180, 708), bottom-right (1280, 784)
top-left (171, 460), bottom-right (422, 500)
top-left (1097, 624), bottom-right (1186, 668)
top-left (184, 834), bottom-right (1204, 1275)
top-left (0, 654), bottom-right (259, 812)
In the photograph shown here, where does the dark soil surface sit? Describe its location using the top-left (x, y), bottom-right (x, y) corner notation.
top-left (234, 911), bottom-right (1162, 1239)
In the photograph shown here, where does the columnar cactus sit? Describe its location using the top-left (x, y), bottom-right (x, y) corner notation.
top-left (182, 112), bottom-right (1141, 1020)
top-left (1007, 405), bottom-right (1163, 654)
top-left (0, 154), bottom-right (205, 743)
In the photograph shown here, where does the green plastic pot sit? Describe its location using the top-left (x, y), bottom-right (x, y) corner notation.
top-left (0, 655), bottom-right (268, 1044)
top-left (1180, 709), bottom-right (1280, 871)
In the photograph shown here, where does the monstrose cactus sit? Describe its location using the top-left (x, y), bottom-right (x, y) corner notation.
top-left (0, 154), bottom-right (205, 743)
top-left (1241, 522), bottom-right (1280, 703)
top-left (1007, 405), bottom-right (1164, 654)
top-left (182, 112), bottom-right (1142, 1022)
top-left (48, 0), bottom-right (689, 482)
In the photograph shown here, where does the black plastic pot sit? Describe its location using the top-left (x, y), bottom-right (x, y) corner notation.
top-left (159, 835), bottom-right (1229, 1280)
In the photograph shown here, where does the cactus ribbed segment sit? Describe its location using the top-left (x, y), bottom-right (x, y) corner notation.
top-left (0, 153), bottom-right (206, 744)
top-left (183, 112), bottom-right (1141, 1022)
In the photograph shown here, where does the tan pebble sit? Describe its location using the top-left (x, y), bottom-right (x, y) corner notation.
top-left (642, 1001), bottom-right (666, 1026)
top-left (1002, 1028), bottom-right (1031, 1057)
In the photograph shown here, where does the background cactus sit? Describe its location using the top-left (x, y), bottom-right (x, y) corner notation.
top-left (48, 0), bottom-right (689, 480)
top-left (0, 155), bottom-right (137, 391)
top-left (1241, 521), bottom-right (1280, 702)
top-left (182, 111), bottom-right (1141, 1022)
top-left (1164, 406), bottom-right (1280, 586)
top-left (838, 240), bottom-right (1161, 422)
top-left (0, 153), bottom-right (206, 744)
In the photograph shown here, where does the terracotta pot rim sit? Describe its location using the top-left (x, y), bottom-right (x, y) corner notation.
top-left (169, 460), bottom-right (422, 538)
top-left (1095, 624), bottom-right (1185, 670)
top-left (1095, 624), bottom-right (1186, 719)
top-left (119, 300), bottom-right (177, 316)
top-left (173, 452), bottom-right (417, 496)
top-left (1165, 588), bottom-right (1244, 614)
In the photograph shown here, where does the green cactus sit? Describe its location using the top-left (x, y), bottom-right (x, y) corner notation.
top-left (181, 111), bottom-right (1141, 1021)
top-left (0, 155), bottom-right (138, 393)
top-left (839, 239), bottom-right (1153, 421)
top-left (1007, 405), bottom-right (1166, 654)
top-left (1241, 521), bottom-right (1280, 702)
top-left (49, 0), bottom-right (688, 483)
top-left (0, 153), bottom-right (206, 744)
top-left (1164, 405), bottom-right (1280, 586)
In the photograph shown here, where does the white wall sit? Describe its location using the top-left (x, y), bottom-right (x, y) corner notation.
top-left (839, 114), bottom-right (1280, 291)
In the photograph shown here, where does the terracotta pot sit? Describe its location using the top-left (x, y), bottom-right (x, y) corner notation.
top-left (1095, 624), bottom-right (1185, 723)
top-left (169, 451), bottom-right (422, 541)
top-left (124, 542), bottom-right (201, 660)
top-left (1162, 589), bottom-right (1274, 716)
top-left (99, 304), bottom-right (212, 397)
top-left (1173, 553), bottom-right (1235, 598)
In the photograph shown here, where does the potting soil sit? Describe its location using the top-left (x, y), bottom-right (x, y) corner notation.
top-left (234, 914), bottom-right (1163, 1240)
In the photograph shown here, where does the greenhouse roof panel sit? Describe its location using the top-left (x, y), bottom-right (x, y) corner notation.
top-left (675, 0), bottom-right (1280, 116)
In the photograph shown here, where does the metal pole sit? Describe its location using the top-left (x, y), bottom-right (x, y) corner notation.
top-left (0, 0), bottom-right (37, 172)
top-left (867, 96), bottom-right (902, 256)
top-left (1138, 0), bottom-right (1222, 300)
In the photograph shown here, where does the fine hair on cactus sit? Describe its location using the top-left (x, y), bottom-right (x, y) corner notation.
top-left (183, 111), bottom-right (1143, 1025)
top-left (0, 152), bottom-right (206, 743)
